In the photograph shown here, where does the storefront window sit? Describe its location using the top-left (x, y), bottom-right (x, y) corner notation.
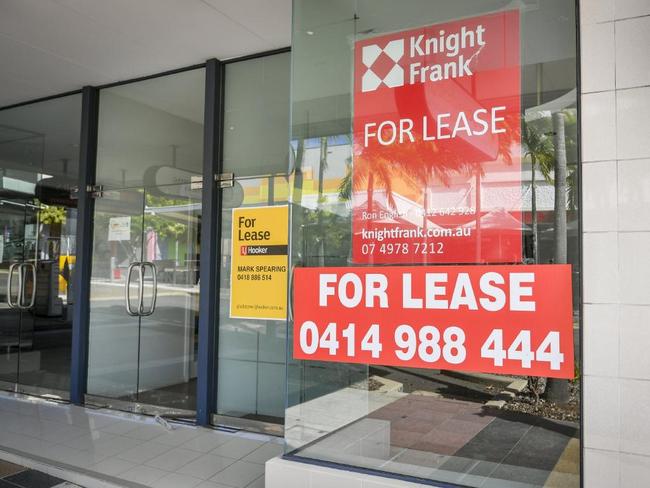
top-left (215, 52), bottom-right (291, 427)
top-left (287, 1), bottom-right (579, 487)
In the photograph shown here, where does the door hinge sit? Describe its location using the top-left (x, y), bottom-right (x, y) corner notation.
top-left (86, 184), bottom-right (104, 198)
top-left (215, 173), bottom-right (234, 188)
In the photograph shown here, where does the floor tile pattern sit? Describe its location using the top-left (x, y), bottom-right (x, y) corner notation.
top-left (296, 394), bottom-right (579, 488)
top-left (0, 392), bottom-right (282, 488)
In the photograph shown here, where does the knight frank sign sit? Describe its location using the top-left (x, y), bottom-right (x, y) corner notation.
top-left (352, 10), bottom-right (522, 264)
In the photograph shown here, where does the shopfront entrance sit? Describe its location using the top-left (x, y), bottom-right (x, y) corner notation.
top-left (0, 94), bottom-right (81, 399)
top-left (84, 68), bottom-right (206, 417)
top-left (86, 184), bottom-right (202, 415)
top-left (0, 49), bottom-right (291, 431)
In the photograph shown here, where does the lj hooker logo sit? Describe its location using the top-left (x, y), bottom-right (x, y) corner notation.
top-left (360, 24), bottom-right (486, 92)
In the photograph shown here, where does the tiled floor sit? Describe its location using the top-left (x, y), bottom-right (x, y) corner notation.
top-left (0, 392), bottom-right (283, 488)
top-left (0, 459), bottom-right (82, 488)
top-left (295, 394), bottom-right (580, 488)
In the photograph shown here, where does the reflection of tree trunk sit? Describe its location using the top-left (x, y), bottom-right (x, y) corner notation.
top-left (367, 172), bottom-right (374, 214)
top-left (318, 137), bottom-right (327, 207)
top-left (422, 175), bottom-right (429, 230)
top-left (546, 112), bottom-right (570, 403)
top-left (293, 139), bottom-right (305, 203)
top-left (531, 155), bottom-right (538, 263)
top-left (475, 168), bottom-right (482, 262)
top-left (318, 137), bottom-right (327, 266)
top-left (552, 113), bottom-right (568, 265)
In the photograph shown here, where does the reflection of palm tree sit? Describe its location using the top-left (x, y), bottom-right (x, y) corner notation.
top-left (523, 111), bottom-right (577, 403)
top-left (342, 111), bottom-right (521, 238)
top-left (522, 120), bottom-right (554, 262)
top-left (546, 111), bottom-right (571, 403)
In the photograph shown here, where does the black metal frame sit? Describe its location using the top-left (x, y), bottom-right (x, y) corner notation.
top-left (222, 46), bottom-right (291, 65)
top-left (575, 0), bottom-right (584, 485)
top-left (196, 58), bottom-right (225, 425)
top-left (70, 86), bottom-right (99, 404)
top-left (0, 89), bottom-right (83, 112)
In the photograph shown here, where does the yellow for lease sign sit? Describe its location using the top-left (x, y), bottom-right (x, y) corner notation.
top-left (230, 205), bottom-right (288, 320)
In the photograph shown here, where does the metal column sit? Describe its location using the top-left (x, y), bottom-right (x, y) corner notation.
top-left (70, 86), bottom-right (99, 404)
top-left (196, 58), bottom-right (224, 425)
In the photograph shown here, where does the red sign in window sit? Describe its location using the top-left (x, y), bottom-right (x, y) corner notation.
top-left (293, 265), bottom-right (574, 379)
top-left (352, 11), bottom-right (522, 264)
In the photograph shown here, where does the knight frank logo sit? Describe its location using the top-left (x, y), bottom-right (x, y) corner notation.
top-left (361, 39), bottom-right (405, 92)
top-left (360, 24), bottom-right (489, 93)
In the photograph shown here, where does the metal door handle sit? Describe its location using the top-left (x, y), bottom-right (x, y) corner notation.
top-left (6, 263), bottom-right (20, 309)
top-left (139, 262), bottom-right (157, 316)
top-left (19, 262), bottom-right (36, 310)
top-left (125, 262), bottom-right (140, 316)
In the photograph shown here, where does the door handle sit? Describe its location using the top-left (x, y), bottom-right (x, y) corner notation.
top-left (139, 262), bottom-right (157, 316)
top-left (18, 262), bottom-right (36, 310)
top-left (6, 263), bottom-right (20, 309)
top-left (125, 262), bottom-right (140, 316)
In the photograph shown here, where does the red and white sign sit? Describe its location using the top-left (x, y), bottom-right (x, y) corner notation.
top-left (293, 265), bottom-right (574, 379)
top-left (352, 11), bottom-right (522, 264)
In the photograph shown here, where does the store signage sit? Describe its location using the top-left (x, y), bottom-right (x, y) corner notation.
top-left (108, 216), bottom-right (131, 241)
top-left (293, 265), bottom-right (574, 379)
top-left (230, 205), bottom-right (288, 320)
top-left (352, 10), bottom-right (521, 264)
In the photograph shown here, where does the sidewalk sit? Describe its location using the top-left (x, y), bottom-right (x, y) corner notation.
top-left (0, 391), bottom-right (282, 488)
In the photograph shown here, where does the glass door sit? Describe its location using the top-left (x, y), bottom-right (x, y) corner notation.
top-left (0, 198), bottom-right (28, 387)
top-left (0, 93), bottom-right (81, 398)
top-left (87, 188), bottom-right (145, 403)
top-left (0, 195), bottom-right (74, 395)
top-left (87, 183), bottom-right (201, 414)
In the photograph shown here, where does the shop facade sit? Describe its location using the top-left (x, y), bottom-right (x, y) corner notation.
top-left (1, 0), bottom-right (650, 487)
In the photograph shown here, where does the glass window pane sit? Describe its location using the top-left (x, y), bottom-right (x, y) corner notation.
top-left (287, 2), bottom-right (580, 487)
top-left (96, 68), bottom-right (205, 189)
top-left (223, 52), bottom-right (291, 177)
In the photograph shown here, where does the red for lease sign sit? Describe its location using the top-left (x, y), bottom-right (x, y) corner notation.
top-left (293, 265), bottom-right (574, 379)
top-left (352, 11), bottom-right (522, 265)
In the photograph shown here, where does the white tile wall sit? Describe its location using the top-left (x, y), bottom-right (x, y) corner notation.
top-left (584, 304), bottom-right (619, 377)
top-left (582, 160), bottom-right (618, 231)
top-left (616, 87), bottom-right (650, 160)
top-left (582, 1), bottom-right (650, 486)
top-left (584, 449), bottom-right (620, 488)
top-left (615, 0), bottom-right (650, 19)
top-left (581, 0), bottom-right (615, 24)
top-left (583, 232), bottom-right (619, 303)
top-left (620, 379), bottom-right (650, 456)
top-left (581, 22), bottom-right (616, 93)
top-left (584, 376), bottom-right (620, 451)
top-left (619, 305), bottom-right (650, 380)
top-left (618, 159), bottom-right (650, 231)
top-left (615, 16), bottom-right (650, 89)
top-left (620, 452), bottom-right (650, 486)
top-left (581, 91), bottom-right (617, 162)
top-left (618, 232), bottom-right (650, 304)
